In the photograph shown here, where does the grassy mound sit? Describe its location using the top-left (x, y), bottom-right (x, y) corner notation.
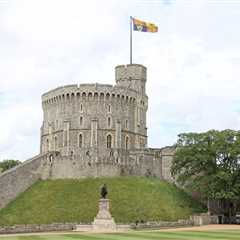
top-left (0, 177), bottom-right (205, 225)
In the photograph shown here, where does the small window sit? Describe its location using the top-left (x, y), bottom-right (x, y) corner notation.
top-left (80, 104), bottom-right (83, 112)
top-left (54, 136), bottom-right (58, 150)
top-left (107, 134), bottom-right (112, 148)
top-left (79, 134), bottom-right (83, 148)
top-left (125, 120), bottom-right (128, 129)
top-left (64, 131), bottom-right (68, 146)
top-left (107, 117), bottom-right (111, 127)
top-left (108, 105), bottom-right (111, 113)
top-left (46, 139), bottom-right (49, 151)
top-left (80, 116), bottom-right (83, 126)
top-left (126, 136), bottom-right (129, 150)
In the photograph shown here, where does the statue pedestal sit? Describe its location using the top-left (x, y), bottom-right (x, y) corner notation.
top-left (92, 198), bottom-right (116, 231)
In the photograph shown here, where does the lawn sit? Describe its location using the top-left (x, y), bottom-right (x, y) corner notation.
top-left (0, 230), bottom-right (240, 240)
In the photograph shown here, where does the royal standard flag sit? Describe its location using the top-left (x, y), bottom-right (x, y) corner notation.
top-left (132, 17), bottom-right (158, 33)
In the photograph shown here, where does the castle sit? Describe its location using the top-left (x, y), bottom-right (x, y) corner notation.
top-left (0, 64), bottom-right (174, 209)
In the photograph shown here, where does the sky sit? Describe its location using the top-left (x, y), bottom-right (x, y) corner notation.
top-left (0, 0), bottom-right (240, 161)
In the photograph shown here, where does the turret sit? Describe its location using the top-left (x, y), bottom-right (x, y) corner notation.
top-left (115, 64), bottom-right (147, 95)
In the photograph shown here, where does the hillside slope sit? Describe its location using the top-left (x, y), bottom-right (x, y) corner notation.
top-left (0, 177), bottom-right (206, 225)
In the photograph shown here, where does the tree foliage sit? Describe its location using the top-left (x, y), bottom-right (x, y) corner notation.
top-left (171, 130), bottom-right (240, 204)
top-left (0, 159), bottom-right (21, 173)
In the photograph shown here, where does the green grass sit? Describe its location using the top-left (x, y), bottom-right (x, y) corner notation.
top-left (0, 177), bottom-right (205, 225)
top-left (0, 230), bottom-right (240, 240)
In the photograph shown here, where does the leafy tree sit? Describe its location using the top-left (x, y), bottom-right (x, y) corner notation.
top-left (0, 159), bottom-right (21, 173)
top-left (171, 130), bottom-right (240, 220)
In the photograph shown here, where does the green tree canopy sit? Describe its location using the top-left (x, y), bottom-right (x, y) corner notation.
top-left (171, 130), bottom-right (240, 212)
top-left (0, 159), bottom-right (21, 173)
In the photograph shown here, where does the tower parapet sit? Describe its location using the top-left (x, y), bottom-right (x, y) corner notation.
top-left (115, 64), bottom-right (146, 95)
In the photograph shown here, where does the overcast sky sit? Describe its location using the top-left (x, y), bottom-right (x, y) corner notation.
top-left (0, 0), bottom-right (240, 161)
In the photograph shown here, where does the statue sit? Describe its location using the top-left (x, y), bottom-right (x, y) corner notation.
top-left (100, 183), bottom-right (108, 199)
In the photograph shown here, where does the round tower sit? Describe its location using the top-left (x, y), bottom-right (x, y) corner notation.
top-left (39, 64), bottom-right (149, 178)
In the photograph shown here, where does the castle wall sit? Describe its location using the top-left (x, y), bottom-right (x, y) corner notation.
top-left (161, 147), bottom-right (175, 182)
top-left (0, 154), bottom-right (51, 210)
top-left (40, 147), bottom-right (174, 181)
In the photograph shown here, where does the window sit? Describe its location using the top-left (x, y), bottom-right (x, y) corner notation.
top-left (107, 134), bottom-right (112, 148)
top-left (125, 120), bottom-right (128, 129)
top-left (80, 116), bottom-right (83, 126)
top-left (80, 104), bottom-right (83, 112)
top-left (108, 105), bottom-right (111, 113)
top-left (79, 134), bottom-right (83, 148)
top-left (46, 139), bottom-right (49, 151)
top-left (126, 136), bottom-right (129, 150)
top-left (54, 136), bottom-right (58, 150)
top-left (107, 117), bottom-right (111, 127)
top-left (64, 131), bottom-right (68, 146)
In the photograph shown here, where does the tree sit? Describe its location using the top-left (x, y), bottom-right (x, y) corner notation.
top-left (171, 130), bottom-right (240, 221)
top-left (0, 159), bottom-right (21, 173)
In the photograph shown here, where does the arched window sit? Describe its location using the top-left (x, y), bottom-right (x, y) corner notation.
top-left (107, 134), bottom-right (112, 148)
top-left (126, 136), bottom-right (129, 150)
top-left (107, 117), bottom-right (111, 127)
top-left (106, 93), bottom-right (110, 100)
top-left (79, 134), bottom-right (83, 148)
top-left (80, 116), bottom-right (83, 126)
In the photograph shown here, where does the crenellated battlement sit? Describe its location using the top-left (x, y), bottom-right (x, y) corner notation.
top-left (115, 64), bottom-right (146, 81)
top-left (42, 84), bottom-right (140, 107)
top-left (115, 64), bottom-right (147, 95)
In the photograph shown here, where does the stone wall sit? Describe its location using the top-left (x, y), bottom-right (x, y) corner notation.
top-left (161, 147), bottom-right (175, 182)
top-left (190, 214), bottom-right (219, 226)
top-left (132, 219), bottom-right (193, 230)
top-left (0, 223), bottom-right (76, 234)
top-left (39, 147), bottom-right (174, 181)
top-left (0, 153), bottom-right (53, 209)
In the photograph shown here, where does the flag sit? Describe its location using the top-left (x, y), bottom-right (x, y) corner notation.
top-left (132, 17), bottom-right (158, 33)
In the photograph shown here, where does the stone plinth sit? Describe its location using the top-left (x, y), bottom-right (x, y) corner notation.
top-left (92, 198), bottom-right (116, 231)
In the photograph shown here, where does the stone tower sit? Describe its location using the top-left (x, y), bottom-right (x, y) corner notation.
top-left (40, 64), bottom-right (148, 158)
top-left (115, 64), bottom-right (148, 149)
top-left (38, 64), bottom-right (173, 179)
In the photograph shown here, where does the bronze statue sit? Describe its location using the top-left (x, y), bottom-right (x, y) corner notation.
top-left (100, 183), bottom-right (108, 199)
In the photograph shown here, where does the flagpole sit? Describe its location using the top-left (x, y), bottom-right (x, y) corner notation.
top-left (130, 16), bottom-right (133, 64)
